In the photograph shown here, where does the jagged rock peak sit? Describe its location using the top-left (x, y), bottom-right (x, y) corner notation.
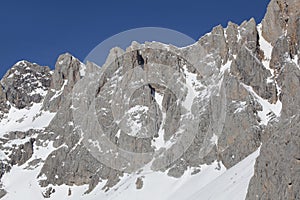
top-left (42, 52), bottom-right (86, 112)
top-left (0, 60), bottom-right (51, 109)
top-left (51, 53), bottom-right (84, 90)
top-left (262, 0), bottom-right (300, 47)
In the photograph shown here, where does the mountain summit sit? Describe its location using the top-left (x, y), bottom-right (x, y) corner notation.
top-left (0, 0), bottom-right (299, 199)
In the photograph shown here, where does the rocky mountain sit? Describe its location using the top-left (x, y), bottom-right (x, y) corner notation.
top-left (0, 0), bottom-right (299, 199)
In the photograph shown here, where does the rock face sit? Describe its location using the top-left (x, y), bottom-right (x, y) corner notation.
top-left (245, 0), bottom-right (300, 199)
top-left (246, 116), bottom-right (300, 200)
top-left (0, 86), bottom-right (9, 119)
top-left (1, 61), bottom-right (51, 109)
top-left (42, 53), bottom-right (83, 112)
top-left (9, 138), bottom-right (35, 166)
top-left (262, 0), bottom-right (300, 48)
top-left (0, 0), bottom-right (299, 199)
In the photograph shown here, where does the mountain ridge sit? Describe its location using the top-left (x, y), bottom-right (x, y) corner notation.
top-left (0, 0), bottom-right (299, 199)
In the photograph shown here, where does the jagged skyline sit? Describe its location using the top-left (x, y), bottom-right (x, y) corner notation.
top-left (0, 0), bottom-right (299, 199)
top-left (0, 0), bottom-right (270, 78)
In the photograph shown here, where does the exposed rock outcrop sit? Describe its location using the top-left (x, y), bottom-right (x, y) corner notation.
top-left (1, 61), bottom-right (51, 109)
top-left (42, 53), bottom-right (83, 112)
top-left (247, 115), bottom-right (300, 200)
top-left (246, 0), bottom-right (300, 199)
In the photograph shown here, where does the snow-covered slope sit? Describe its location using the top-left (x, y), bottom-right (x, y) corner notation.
top-left (0, 103), bottom-right (56, 137)
top-left (0, 147), bottom-right (260, 200)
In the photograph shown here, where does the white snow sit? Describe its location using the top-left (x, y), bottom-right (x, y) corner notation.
top-left (1, 141), bottom-right (59, 200)
top-left (210, 134), bottom-right (218, 145)
top-left (0, 103), bottom-right (56, 136)
top-left (25, 147), bottom-right (261, 200)
top-left (257, 24), bottom-right (274, 77)
top-left (151, 92), bottom-right (167, 149)
top-left (151, 125), bottom-right (166, 149)
top-left (220, 60), bottom-right (232, 74)
top-left (7, 73), bottom-right (14, 78)
top-left (234, 101), bottom-right (247, 114)
top-left (6, 147), bottom-right (258, 200)
top-left (2, 165), bottom-right (45, 200)
top-left (242, 84), bottom-right (282, 125)
top-left (290, 54), bottom-right (300, 70)
top-left (237, 29), bottom-right (242, 42)
top-left (91, 161), bottom-right (226, 200)
top-left (30, 87), bottom-right (48, 97)
top-left (183, 66), bottom-right (203, 110)
top-left (224, 28), bottom-right (228, 41)
top-left (50, 80), bottom-right (68, 102)
top-left (125, 105), bottom-right (149, 137)
top-left (187, 147), bottom-right (261, 200)
top-left (80, 63), bottom-right (87, 76)
top-left (115, 130), bottom-right (121, 139)
top-left (88, 139), bottom-right (102, 152)
top-left (3, 137), bottom-right (32, 148)
top-left (15, 60), bottom-right (27, 66)
top-left (154, 92), bottom-right (163, 110)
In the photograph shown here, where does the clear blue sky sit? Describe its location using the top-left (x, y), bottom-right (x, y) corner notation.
top-left (0, 0), bottom-right (270, 78)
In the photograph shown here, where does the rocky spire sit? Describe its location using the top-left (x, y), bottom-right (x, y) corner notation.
top-left (42, 53), bottom-right (83, 112)
top-left (262, 0), bottom-right (300, 53)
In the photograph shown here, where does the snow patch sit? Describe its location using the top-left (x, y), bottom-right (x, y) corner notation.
top-left (289, 54), bottom-right (300, 70)
top-left (257, 24), bottom-right (274, 77)
top-left (210, 134), bottom-right (218, 145)
top-left (0, 103), bottom-right (56, 136)
top-left (152, 91), bottom-right (167, 149)
top-left (182, 65), bottom-right (204, 110)
top-left (50, 80), bottom-right (68, 102)
top-left (125, 105), bottom-right (149, 137)
top-left (237, 29), bottom-right (242, 42)
top-left (242, 84), bottom-right (282, 125)
top-left (15, 60), bottom-right (27, 66)
top-left (187, 147), bottom-right (261, 200)
top-left (103, 161), bottom-right (226, 200)
top-left (220, 60), bottom-right (232, 74)
top-left (234, 101), bottom-right (247, 113)
top-left (80, 63), bottom-right (86, 77)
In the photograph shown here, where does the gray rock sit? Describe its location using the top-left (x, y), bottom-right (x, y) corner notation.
top-left (42, 53), bottom-right (82, 112)
top-left (0, 189), bottom-right (7, 198)
top-left (42, 187), bottom-right (55, 198)
top-left (0, 85), bottom-right (10, 119)
top-left (270, 36), bottom-right (290, 71)
top-left (231, 45), bottom-right (277, 102)
top-left (135, 177), bottom-right (144, 190)
top-left (198, 25), bottom-right (228, 65)
top-left (246, 1), bottom-right (300, 199)
top-left (1, 61), bottom-right (51, 109)
top-left (9, 138), bottom-right (35, 166)
top-left (239, 18), bottom-right (260, 54)
top-left (277, 62), bottom-right (300, 118)
top-left (246, 115), bottom-right (300, 200)
top-left (262, 0), bottom-right (300, 55)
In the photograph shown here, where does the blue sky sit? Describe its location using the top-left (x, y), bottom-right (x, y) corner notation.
top-left (0, 0), bottom-right (270, 77)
